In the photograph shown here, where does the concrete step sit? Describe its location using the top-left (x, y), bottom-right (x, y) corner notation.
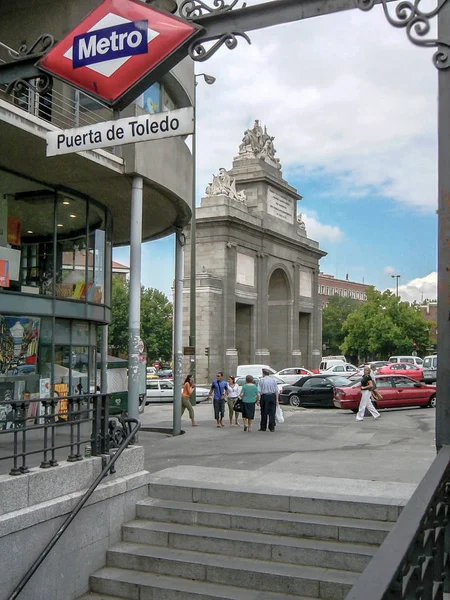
top-left (90, 567), bottom-right (316, 600)
top-left (149, 480), bottom-right (402, 522)
top-left (78, 594), bottom-right (124, 600)
top-left (122, 519), bottom-right (376, 572)
top-left (105, 542), bottom-right (358, 598)
top-left (137, 497), bottom-right (392, 545)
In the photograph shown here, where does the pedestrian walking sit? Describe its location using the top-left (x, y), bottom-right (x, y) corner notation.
top-left (257, 368), bottom-right (279, 432)
top-left (208, 371), bottom-right (228, 428)
top-left (240, 375), bottom-right (259, 432)
top-left (181, 374), bottom-right (199, 426)
top-left (356, 366), bottom-right (381, 421)
top-left (226, 376), bottom-right (241, 426)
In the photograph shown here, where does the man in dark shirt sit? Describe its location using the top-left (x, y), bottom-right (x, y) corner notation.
top-left (209, 372), bottom-right (228, 427)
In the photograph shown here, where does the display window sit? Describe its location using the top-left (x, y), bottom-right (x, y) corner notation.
top-left (0, 168), bottom-right (111, 306)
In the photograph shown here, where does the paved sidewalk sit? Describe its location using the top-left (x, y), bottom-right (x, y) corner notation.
top-left (139, 402), bottom-right (437, 503)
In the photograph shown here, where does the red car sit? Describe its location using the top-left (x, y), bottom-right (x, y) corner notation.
top-left (377, 362), bottom-right (423, 381)
top-left (333, 375), bottom-right (436, 412)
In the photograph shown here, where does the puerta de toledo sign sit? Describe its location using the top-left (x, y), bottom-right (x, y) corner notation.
top-left (39, 0), bottom-right (201, 109)
top-left (46, 108), bottom-right (193, 156)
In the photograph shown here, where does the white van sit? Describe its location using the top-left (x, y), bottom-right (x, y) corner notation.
top-left (321, 355), bottom-right (346, 363)
top-left (319, 359), bottom-right (346, 372)
top-left (389, 356), bottom-right (424, 367)
top-left (422, 355), bottom-right (437, 383)
top-left (236, 364), bottom-right (276, 378)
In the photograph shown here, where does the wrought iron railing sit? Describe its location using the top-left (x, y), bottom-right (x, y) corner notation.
top-left (0, 393), bottom-right (128, 476)
top-left (7, 416), bottom-right (141, 600)
top-left (346, 445), bottom-right (450, 600)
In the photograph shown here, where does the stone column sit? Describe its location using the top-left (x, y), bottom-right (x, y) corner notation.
top-left (224, 243), bottom-right (238, 376)
top-left (291, 263), bottom-right (302, 366)
top-left (255, 252), bottom-right (270, 364)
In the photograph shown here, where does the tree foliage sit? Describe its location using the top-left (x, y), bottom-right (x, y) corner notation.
top-left (109, 276), bottom-right (173, 361)
top-left (341, 287), bottom-right (431, 360)
top-left (322, 295), bottom-right (358, 355)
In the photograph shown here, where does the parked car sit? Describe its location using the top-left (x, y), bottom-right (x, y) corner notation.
top-left (146, 379), bottom-right (210, 404)
top-left (235, 375), bottom-right (285, 393)
top-left (157, 369), bottom-right (173, 379)
top-left (274, 367), bottom-right (313, 384)
top-left (146, 366), bottom-right (159, 380)
top-left (324, 363), bottom-right (359, 374)
top-left (389, 355), bottom-right (423, 367)
top-left (279, 374), bottom-right (351, 408)
top-left (368, 361), bottom-right (390, 371)
top-left (236, 364), bottom-right (276, 378)
top-left (422, 355), bottom-right (437, 383)
top-left (319, 359), bottom-right (345, 372)
top-left (333, 375), bottom-right (436, 411)
top-left (377, 363), bottom-right (423, 381)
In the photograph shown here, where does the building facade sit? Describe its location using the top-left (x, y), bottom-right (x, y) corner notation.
top-left (183, 121), bottom-right (326, 381)
top-left (0, 0), bottom-right (192, 403)
top-left (318, 273), bottom-right (370, 308)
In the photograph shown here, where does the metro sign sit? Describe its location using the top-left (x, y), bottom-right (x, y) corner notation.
top-left (39, 0), bottom-right (201, 109)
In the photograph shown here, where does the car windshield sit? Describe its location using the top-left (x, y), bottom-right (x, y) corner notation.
top-left (326, 376), bottom-right (353, 386)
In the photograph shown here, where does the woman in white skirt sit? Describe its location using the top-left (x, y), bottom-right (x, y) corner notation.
top-left (356, 366), bottom-right (381, 421)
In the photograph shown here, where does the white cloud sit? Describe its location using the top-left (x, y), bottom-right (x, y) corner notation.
top-left (196, 2), bottom-right (437, 213)
top-left (384, 266), bottom-right (397, 275)
top-left (386, 271), bottom-right (437, 303)
top-left (303, 212), bottom-right (344, 243)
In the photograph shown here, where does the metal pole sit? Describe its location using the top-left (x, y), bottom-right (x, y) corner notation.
top-left (189, 81), bottom-right (197, 397)
top-left (436, 10), bottom-right (450, 451)
top-left (100, 325), bottom-right (108, 393)
top-left (128, 175), bottom-right (143, 423)
top-left (173, 229), bottom-right (184, 436)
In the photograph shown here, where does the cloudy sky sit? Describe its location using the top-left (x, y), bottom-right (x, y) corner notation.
top-left (114, 0), bottom-right (438, 303)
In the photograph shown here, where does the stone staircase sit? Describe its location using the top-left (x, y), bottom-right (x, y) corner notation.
top-left (78, 474), bottom-right (403, 600)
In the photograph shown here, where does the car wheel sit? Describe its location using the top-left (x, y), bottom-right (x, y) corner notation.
top-left (289, 395), bottom-right (301, 407)
top-left (428, 394), bottom-right (436, 408)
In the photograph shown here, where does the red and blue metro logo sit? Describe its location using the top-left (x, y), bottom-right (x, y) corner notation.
top-left (39, 0), bottom-right (200, 108)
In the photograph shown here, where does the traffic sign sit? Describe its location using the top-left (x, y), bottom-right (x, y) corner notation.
top-left (39, 0), bottom-right (201, 109)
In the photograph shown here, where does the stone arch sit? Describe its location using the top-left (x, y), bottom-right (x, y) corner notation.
top-left (267, 266), bottom-right (292, 369)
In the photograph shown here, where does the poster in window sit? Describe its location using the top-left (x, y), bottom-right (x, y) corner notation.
top-left (0, 260), bottom-right (9, 287)
top-left (143, 83), bottom-right (160, 114)
top-left (0, 316), bottom-right (40, 376)
top-left (7, 216), bottom-right (21, 246)
top-left (0, 381), bottom-right (14, 430)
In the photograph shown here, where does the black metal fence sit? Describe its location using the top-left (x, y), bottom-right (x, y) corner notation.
top-left (0, 393), bottom-right (124, 476)
top-left (346, 445), bottom-right (450, 600)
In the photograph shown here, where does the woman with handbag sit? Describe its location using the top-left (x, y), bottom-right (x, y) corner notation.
top-left (356, 366), bottom-right (381, 421)
top-left (239, 374), bottom-right (260, 432)
top-left (181, 374), bottom-right (199, 426)
top-left (226, 376), bottom-right (241, 426)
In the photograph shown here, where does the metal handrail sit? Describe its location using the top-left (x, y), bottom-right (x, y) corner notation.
top-left (7, 417), bottom-right (141, 600)
top-left (346, 444), bottom-right (450, 600)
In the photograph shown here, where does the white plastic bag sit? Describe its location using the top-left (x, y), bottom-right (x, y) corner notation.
top-left (275, 405), bottom-right (284, 424)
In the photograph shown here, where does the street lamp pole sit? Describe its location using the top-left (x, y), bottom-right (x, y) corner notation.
top-left (391, 274), bottom-right (401, 297)
top-left (189, 72), bottom-right (215, 394)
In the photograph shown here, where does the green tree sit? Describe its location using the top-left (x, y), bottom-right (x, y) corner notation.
top-left (109, 276), bottom-right (129, 356)
top-left (322, 295), bottom-right (358, 355)
top-left (341, 287), bottom-right (431, 361)
top-left (109, 277), bottom-right (173, 360)
top-left (141, 287), bottom-right (173, 362)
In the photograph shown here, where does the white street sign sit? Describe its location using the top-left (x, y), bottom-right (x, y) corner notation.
top-left (46, 107), bottom-right (193, 156)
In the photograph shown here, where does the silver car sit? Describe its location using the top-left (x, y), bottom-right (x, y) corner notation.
top-left (146, 379), bottom-right (210, 404)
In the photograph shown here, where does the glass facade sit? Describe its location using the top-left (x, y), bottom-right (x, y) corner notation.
top-left (0, 169), bottom-right (112, 304)
top-left (0, 167), bottom-right (112, 405)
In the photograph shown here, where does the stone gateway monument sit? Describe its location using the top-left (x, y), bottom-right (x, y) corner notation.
top-left (183, 121), bottom-right (326, 381)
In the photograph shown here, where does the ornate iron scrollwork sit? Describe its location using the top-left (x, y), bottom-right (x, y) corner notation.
top-left (179, 0), bottom-right (243, 19)
top-left (356, 0), bottom-right (450, 69)
top-left (14, 33), bottom-right (55, 58)
top-left (188, 31), bottom-right (251, 61)
top-left (6, 74), bottom-right (53, 96)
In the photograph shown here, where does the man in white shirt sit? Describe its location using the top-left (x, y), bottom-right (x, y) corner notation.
top-left (257, 368), bottom-right (279, 432)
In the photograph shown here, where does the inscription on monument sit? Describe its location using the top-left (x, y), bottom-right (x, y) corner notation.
top-left (267, 189), bottom-right (294, 224)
